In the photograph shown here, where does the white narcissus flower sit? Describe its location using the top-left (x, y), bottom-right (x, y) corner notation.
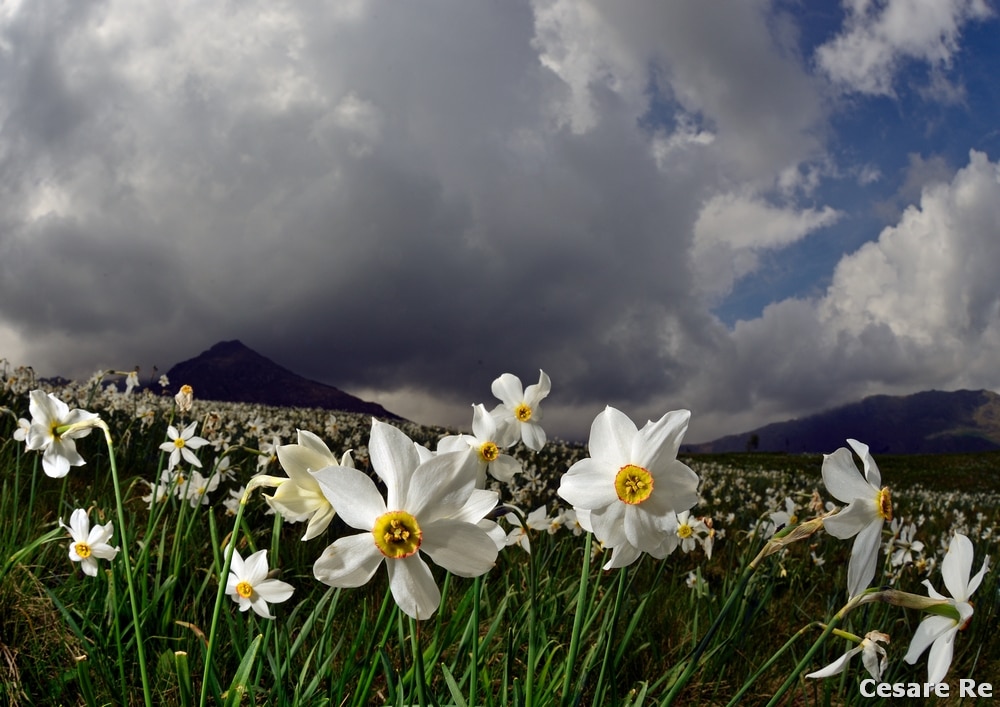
top-left (159, 421), bottom-right (209, 471)
top-left (558, 406), bottom-right (700, 568)
top-left (904, 533), bottom-right (989, 684)
top-left (60, 508), bottom-right (120, 577)
top-left (806, 630), bottom-right (890, 681)
top-left (490, 370), bottom-right (550, 451)
top-left (821, 439), bottom-right (893, 598)
top-left (313, 419), bottom-right (498, 620)
top-left (438, 404), bottom-right (521, 487)
top-left (225, 547), bottom-right (295, 619)
top-left (268, 429), bottom-right (354, 541)
top-left (25, 390), bottom-right (101, 478)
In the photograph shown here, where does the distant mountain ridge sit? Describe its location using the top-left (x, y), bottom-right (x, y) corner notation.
top-left (165, 340), bottom-right (402, 420)
top-left (685, 389), bottom-right (1000, 454)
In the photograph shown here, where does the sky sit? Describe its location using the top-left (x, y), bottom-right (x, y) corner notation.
top-left (2, 0), bottom-right (999, 444)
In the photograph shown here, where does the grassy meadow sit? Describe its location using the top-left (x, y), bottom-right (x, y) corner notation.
top-left (0, 363), bottom-right (997, 706)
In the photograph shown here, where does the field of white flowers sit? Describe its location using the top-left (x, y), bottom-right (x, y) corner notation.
top-left (1, 360), bottom-right (997, 706)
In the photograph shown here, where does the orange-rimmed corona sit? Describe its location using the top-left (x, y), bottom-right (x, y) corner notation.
top-left (614, 464), bottom-right (654, 505)
top-left (373, 510), bottom-right (422, 559)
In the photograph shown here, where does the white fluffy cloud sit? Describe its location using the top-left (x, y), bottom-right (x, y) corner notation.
top-left (816, 0), bottom-right (993, 96)
top-left (709, 151), bottom-right (1000, 435)
top-left (692, 193), bottom-right (841, 299)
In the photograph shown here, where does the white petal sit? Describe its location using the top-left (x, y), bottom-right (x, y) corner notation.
top-left (369, 419), bottom-right (419, 508)
top-left (823, 499), bottom-right (878, 539)
top-left (847, 439), bottom-right (881, 487)
top-left (805, 646), bottom-right (860, 678)
top-left (587, 407), bottom-right (636, 467)
top-left (405, 451), bottom-right (476, 519)
top-left (520, 422), bottom-right (546, 452)
top-left (243, 549), bottom-right (271, 584)
top-left (590, 502), bottom-right (627, 548)
top-left (313, 534), bottom-right (383, 588)
top-left (254, 577), bottom-right (295, 605)
top-left (925, 627), bottom-right (958, 684)
top-left (315, 467), bottom-right (385, 531)
top-left (421, 519), bottom-right (498, 576)
top-left (904, 615), bottom-right (954, 664)
top-left (822, 448), bottom-right (877, 503)
top-left (558, 458), bottom-right (617, 510)
top-left (602, 541), bottom-right (641, 569)
top-left (388, 555), bottom-right (440, 620)
top-left (470, 404), bottom-right (496, 440)
top-left (523, 370), bottom-right (551, 406)
top-left (846, 519), bottom-right (884, 597)
top-left (490, 373), bottom-right (524, 407)
top-left (632, 410), bottom-right (690, 472)
top-left (941, 533), bottom-right (974, 601)
top-left (69, 509), bottom-right (90, 542)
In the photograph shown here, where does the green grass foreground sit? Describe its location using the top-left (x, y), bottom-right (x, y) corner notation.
top-left (1, 373), bottom-right (998, 706)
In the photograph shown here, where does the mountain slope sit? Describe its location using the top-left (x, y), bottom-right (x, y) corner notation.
top-left (686, 389), bottom-right (1000, 454)
top-left (165, 340), bottom-right (402, 419)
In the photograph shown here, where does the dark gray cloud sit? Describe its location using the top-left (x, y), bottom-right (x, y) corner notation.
top-left (1, 1), bottom-right (998, 443)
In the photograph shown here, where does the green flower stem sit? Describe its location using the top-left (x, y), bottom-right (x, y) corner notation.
top-left (724, 622), bottom-right (821, 707)
top-left (763, 592), bottom-right (867, 707)
top-left (97, 421), bottom-right (153, 707)
top-left (593, 563), bottom-right (630, 703)
top-left (199, 483), bottom-right (252, 707)
top-left (408, 615), bottom-right (429, 707)
top-left (470, 575), bottom-right (482, 706)
top-left (662, 562), bottom-right (755, 705)
top-left (561, 531), bottom-right (593, 707)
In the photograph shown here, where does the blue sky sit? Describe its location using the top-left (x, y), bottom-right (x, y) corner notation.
top-left (1, 0), bottom-right (998, 443)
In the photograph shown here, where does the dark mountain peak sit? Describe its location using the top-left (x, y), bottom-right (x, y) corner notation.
top-left (687, 388), bottom-right (1000, 455)
top-left (165, 341), bottom-right (402, 420)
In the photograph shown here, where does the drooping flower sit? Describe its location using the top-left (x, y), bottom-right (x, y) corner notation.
top-left (174, 384), bottom-right (194, 412)
top-left (490, 370), bottom-right (550, 451)
top-left (821, 439), bottom-right (893, 598)
top-left (159, 421), bottom-right (209, 471)
top-left (438, 404), bottom-right (521, 487)
top-left (60, 508), bottom-right (120, 577)
top-left (225, 547), bottom-right (295, 619)
top-left (313, 419), bottom-right (498, 619)
top-left (557, 406), bottom-right (700, 567)
top-left (806, 630), bottom-right (890, 681)
top-left (25, 390), bottom-right (101, 478)
top-left (266, 429), bottom-right (354, 541)
top-left (904, 533), bottom-right (989, 684)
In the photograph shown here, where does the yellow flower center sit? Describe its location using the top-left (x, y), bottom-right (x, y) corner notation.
top-left (74, 542), bottom-right (92, 559)
top-left (373, 510), bottom-right (422, 559)
top-left (235, 580), bottom-right (253, 599)
top-left (789, 514), bottom-right (798, 525)
top-left (174, 437), bottom-right (186, 449)
top-left (878, 487), bottom-right (892, 521)
top-left (514, 403), bottom-right (533, 422)
top-left (677, 523), bottom-right (693, 539)
top-left (614, 464), bottom-right (654, 505)
top-left (180, 384), bottom-right (193, 396)
top-left (479, 441), bottom-right (499, 462)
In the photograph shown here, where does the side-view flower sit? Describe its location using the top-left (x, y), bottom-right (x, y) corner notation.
top-left (904, 532), bottom-right (989, 684)
top-left (266, 429), bottom-right (354, 541)
top-left (25, 389), bottom-right (101, 478)
top-left (60, 508), bottom-right (120, 577)
top-left (821, 439), bottom-right (893, 598)
top-left (806, 630), bottom-right (890, 681)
